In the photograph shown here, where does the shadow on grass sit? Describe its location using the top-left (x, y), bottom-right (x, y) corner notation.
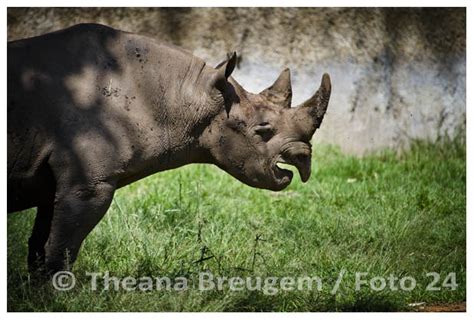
top-left (337, 294), bottom-right (404, 312)
top-left (221, 290), bottom-right (404, 312)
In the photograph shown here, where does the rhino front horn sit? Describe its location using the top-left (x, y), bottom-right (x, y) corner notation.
top-left (295, 73), bottom-right (331, 135)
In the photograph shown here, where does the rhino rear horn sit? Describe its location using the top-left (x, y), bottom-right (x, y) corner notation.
top-left (211, 52), bottom-right (237, 91)
top-left (260, 68), bottom-right (292, 108)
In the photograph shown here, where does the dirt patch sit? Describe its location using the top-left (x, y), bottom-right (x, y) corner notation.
top-left (414, 301), bottom-right (466, 312)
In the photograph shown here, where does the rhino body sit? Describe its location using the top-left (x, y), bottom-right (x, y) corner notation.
top-left (8, 24), bottom-right (331, 274)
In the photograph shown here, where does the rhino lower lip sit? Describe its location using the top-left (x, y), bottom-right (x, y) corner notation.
top-left (274, 161), bottom-right (294, 183)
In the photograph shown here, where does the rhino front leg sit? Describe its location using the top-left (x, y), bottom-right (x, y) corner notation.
top-left (44, 181), bottom-right (116, 275)
top-left (28, 202), bottom-right (54, 274)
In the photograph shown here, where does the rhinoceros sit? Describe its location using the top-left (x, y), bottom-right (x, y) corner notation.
top-left (8, 23), bottom-right (331, 275)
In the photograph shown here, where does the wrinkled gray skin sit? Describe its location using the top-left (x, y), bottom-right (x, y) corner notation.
top-left (8, 24), bottom-right (331, 275)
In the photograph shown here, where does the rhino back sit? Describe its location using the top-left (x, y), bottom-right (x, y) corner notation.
top-left (8, 23), bottom-right (212, 211)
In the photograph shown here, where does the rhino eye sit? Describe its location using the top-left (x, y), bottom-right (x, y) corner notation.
top-left (254, 122), bottom-right (274, 142)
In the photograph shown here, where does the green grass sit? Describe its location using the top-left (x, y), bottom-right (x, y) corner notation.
top-left (7, 139), bottom-right (465, 311)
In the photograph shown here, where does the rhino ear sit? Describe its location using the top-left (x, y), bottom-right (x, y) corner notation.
top-left (260, 68), bottom-right (292, 108)
top-left (211, 52), bottom-right (237, 91)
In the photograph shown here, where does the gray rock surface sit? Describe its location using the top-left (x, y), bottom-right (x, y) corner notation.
top-left (8, 7), bottom-right (465, 154)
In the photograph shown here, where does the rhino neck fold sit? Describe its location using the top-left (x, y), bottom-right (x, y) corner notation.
top-left (114, 49), bottom-right (221, 187)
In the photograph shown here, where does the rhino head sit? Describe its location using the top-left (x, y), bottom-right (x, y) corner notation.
top-left (200, 53), bottom-right (331, 191)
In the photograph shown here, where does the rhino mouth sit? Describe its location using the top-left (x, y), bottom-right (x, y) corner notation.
top-left (272, 143), bottom-right (312, 185)
top-left (273, 160), bottom-right (294, 185)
